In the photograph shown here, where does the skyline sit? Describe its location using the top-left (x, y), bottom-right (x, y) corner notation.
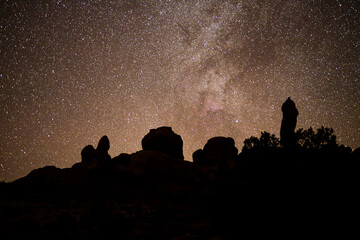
top-left (1, 0), bottom-right (359, 182)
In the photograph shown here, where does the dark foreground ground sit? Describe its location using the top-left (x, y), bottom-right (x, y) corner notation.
top-left (1, 149), bottom-right (359, 239)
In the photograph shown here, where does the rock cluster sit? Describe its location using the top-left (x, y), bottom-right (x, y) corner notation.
top-left (193, 136), bottom-right (238, 169)
top-left (80, 135), bottom-right (111, 165)
top-left (141, 126), bottom-right (184, 160)
top-left (3, 122), bottom-right (358, 240)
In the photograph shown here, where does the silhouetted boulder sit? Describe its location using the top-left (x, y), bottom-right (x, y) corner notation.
top-left (141, 126), bottom-right (184, 160)
top-left (96, 135), bottom-right (110, 154)
top-left (110, 153), bottom-right (131, 168)
top-left (192, 149), bottom-right (203, 164)
top-left (79, 136), bottom-right (111, 166)
top-left (339, 145), bottom-right (352, 154)
top-left (14, 166), bottom-right (63, 185)
top-left (96, 135), bottom-right (111, 161)
top-left (280, 97), bottom-right (298, 148)
top-left (121, 150), bottom-right (180, 176)
top-left (353, 147), bottom-right (360, 160)
top-left (81, 145), bottom-right (96, 163)
top-left (194, 137), bottom-right (238, 169)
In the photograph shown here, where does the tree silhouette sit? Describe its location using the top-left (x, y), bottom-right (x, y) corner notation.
top-left (242, 131), bottom-right (280, 152)
top-left (242, 126), bottom-right (341, 152)
top-left (295, 126), bottom-right (338, 151)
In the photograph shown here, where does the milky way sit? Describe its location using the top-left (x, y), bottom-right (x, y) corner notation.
top-left (1, 0), bottom-right (359, 182)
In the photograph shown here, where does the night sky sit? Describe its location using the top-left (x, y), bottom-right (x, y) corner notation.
top-left (1, 0), bottom-right (359, 182)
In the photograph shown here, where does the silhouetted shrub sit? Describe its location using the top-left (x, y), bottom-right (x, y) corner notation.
top-left (242, 131), bottom-right (280, 152)
top-left (295, 126), bottom-right (338, 151)
top-left (242, 126), bottom-right (343, 153)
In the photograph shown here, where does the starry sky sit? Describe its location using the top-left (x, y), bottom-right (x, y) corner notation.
top-left (1, 0), bottom-right (359, 182)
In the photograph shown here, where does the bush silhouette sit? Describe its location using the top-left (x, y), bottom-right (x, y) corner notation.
top-left (242, 126), bottom-right (341, 152)
top-left (242, 131), bottom-right (280, 152)
top-left (295, 126), bottom-right (338, 151)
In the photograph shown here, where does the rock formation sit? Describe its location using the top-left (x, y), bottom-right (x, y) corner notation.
top-left (2, 124), bottom-right (357, 239)
top-left (80, 135), bottom-right (111, 165)
top-left (352, 147), bottom-right (360, 160)
top-left (192, 149), bottom-right (203, 164)
top-left (193, 137), bottom-right (238, 169)
top-left (96, 135), bottom-right (110, 154)
top-left (96, 135), bottom-right (111, 161)
top-left (81, 145), bottom-right (96, 163)
top-left (280, 97), bottom-right (298, 148)
top-left (141, 126), bottom-right (184, 160)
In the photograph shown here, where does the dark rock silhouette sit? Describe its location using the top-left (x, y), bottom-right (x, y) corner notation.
top-left (79, 135), bottom-right (111, 166)
top-left (96, 135), bottom-right (110, 154)
top-left (141, 126), bottom-right (184, 160)
top-left (1, 121), bottom-right (357, 239)
top-left (81, 145), bottom-right (96, 163)
top-left (110, 153), bottom-right (131, 168)
top-left (353, 147), bottom-right (360, 160)
top-left (192, 149), bottom-right (203, 164)
top-left (2, 147), bottom-right (221, 239)
top-left (96, 135), bottom-right (111, 161)
top-left (193, 137), bottom-right (238, 169)
top-left (280, 97), bottom-right (298, 148)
